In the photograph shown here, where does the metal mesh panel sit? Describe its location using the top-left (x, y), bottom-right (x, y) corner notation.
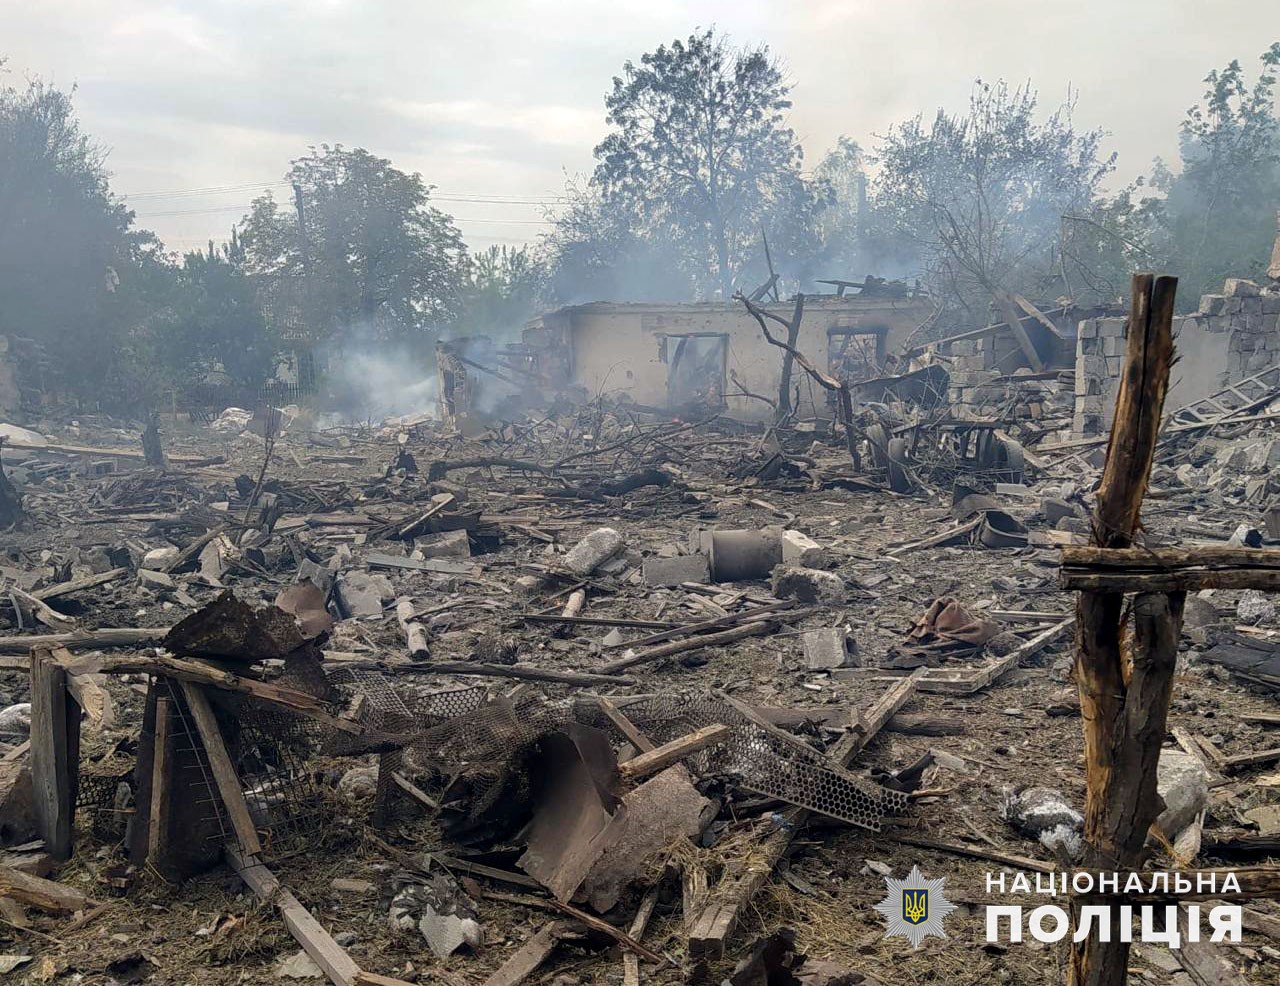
top-left (230, 703), bottom-right (328, 856)
top-left (160, 677), bottom-right (231, 846)
top-left (579, 693), bottom-right (907, 832)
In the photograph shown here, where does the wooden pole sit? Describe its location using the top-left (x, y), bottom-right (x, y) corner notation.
top-left (29, 647), bottom-right (80, 861)
top-left (1069, 274), bottom-right (1181, 986)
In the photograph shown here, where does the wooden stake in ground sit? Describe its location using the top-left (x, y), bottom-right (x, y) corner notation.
top-left (1069, 273), bottom-right (1182, 986)
top-left (29, 646), bottom-right (81, 861)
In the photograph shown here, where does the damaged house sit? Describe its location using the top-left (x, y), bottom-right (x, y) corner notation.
top-left (439, 287), bottom-right (934, 424)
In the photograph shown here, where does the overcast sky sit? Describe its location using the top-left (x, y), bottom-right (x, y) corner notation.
top-left (6, 1), bottom-right (1275, 255)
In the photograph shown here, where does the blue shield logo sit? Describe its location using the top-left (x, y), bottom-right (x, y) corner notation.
top-left (902, 889), bottom-right (928, 925)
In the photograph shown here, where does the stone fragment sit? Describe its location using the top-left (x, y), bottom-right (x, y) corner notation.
top-left (781, 529), bottom-right (826, 567)
top-left (141, 546), bottom-right (179, 570)
top-left (770, 565), bottom-right (846, 605)
top-left (1154, 750), bottom-right (1209, 841)
top-left (801, 628), bottom-right (859, 669)
top-left (642, 553), bottom-right (710, 587)
top-left (563, 528), bottom-right (625, 576)
top-left (1238, 589), bottom-right (1276, 624)
top-left (417, 530), bottom-right (471, 559)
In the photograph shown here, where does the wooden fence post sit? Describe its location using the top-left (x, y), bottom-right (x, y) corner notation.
top-left (29, 646), bottom-right (81, 861)
top-left (1069, 273), bottom-right (1180, 986)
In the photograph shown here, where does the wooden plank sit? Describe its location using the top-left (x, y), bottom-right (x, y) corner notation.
top-left (596, 695), bottom-right (656, 753)
top-left (997, 293), bottom-right (1044, 372)
top-left (481, 891), bottom-right (666, 966)
top-left (355, 973), bottom-right (422, 986)
top-left (1223, 747), bottom-right (1280, 771)
top-left (390, 771), bottom-right (439, 810)
top-left (1012, 293), bottom-right (1065, 339)
top-left (889, 834), bottom-right (1054, 874)
top-left (29, 648), bottom-right (79, 860)
top-left (147, 697), bottom-right (173, 862)
top-left (0, 627), bottom-right (167, 654)
top-left (842, 668), bottom-right (925, 757)
top-left (623, 884), bottom-right (660, 986)
top-left (884, 515), bottom-right (983, 558)
top-left (918, 618), bottom-right (1073, 694)
top-left (31, 568), bottom-right (129, 602)
top-left (179, 682), bottom-right (262, 856)
top-left (617, 724), bottom-right (732, 782)
top-left (482, 921), bottom-right (566, 986)
top-left (603, 602), bottom-right (796, 651)
top-left (599, 621), bottom-right (776, 675)
top-left (227, 845), bottom-right (359, 986)
top-left (1060, 546), bottom-right (1280, 591)
top-left (0, 865), bottom-right (87, 912)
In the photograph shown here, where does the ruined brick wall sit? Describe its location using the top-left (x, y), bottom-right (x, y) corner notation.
top-left (1072, 278), bottom-right (1280, 436)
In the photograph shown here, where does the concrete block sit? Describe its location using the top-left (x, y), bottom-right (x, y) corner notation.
top-left (1154, 750), bottom-right (1209, 841)
top-left (1244, 297), bottom-right (1264, 315)
top-left (142, 546), bottom-right (180, 570)
top-left (1198, 294), bottom-right (1227, 316)
top-left (771, 565), bottom-right (846, 605)
top-left (1226, 297), bottom-right (1244, 314)
top-left (1097, 319), bottom-right (1127, 338)
top-left (1077, 320), bottom-right (1097, 339)
top-left (1101, 335), bottom-right (1123, 357)
top-left (801, 628), bottom-right (859, 670)
top-left (781, 529), bottom-right (825, 567)
top-left (417, 529), bottom-right (471, 559)
top-left (1041, 497), bottom-right (1079, 526)
top-left (563, 527), bottom-right (625, 575)
top-left (1262, 295), bottom-right (1280, 315)
top-left (1224, 278), bottom-right (1261, 298)
top-left (642, 553), bottom-right (710, 587)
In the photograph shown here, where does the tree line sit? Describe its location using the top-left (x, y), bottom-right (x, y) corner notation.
top-left (1, 32), bottom-right (1277, 409)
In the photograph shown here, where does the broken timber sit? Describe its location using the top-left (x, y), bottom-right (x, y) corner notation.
top-left (227, 845), bottom-right (360, 986)
top-left (687, 672), bottom-right (922, 961)
top-left (617, 723), bottom-right (732, 782)
top-left (1060, 547), bottom-right (1280, 591)
top-left (917, 617), bottom-right (1073, 694)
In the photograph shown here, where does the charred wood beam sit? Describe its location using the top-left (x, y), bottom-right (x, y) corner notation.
top-left (1060, 546), bottom-right (1280, 591)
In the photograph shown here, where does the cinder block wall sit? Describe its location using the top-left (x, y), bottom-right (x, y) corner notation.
top-left (1072, 278), bottom-right (1280, 436)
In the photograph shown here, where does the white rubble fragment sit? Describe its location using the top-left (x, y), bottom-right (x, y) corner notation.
top-left (562, 527), bottom-right (625, 576)
top-left (211, 407), bottom-right (253, 434)
top-left (1238, 589), bottom-right (1276, 624)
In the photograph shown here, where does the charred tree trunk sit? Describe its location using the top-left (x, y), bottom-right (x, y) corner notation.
top-left (1069, 274), bottom-right (1181, 986)
top-left (775, 295), bottom-right (805, 421)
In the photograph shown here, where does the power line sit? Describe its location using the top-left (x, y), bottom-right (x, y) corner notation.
top-left (133, 202), bottom-right (554, 224)
top-left (121, 182), bottom-right (567, 206)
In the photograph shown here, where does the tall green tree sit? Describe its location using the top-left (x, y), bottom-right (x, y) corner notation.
top-left (454, 245), bottom-right (544, 338)
top-left (1147, 43), bottom-right (1280, 303)
top-left (0, 73), bottom-right (154, 399)
top-left (584, 29), bottom-right (819, 298)
top-left (874, 81), bottom-right (1116, 324)
top-left (239, 145), bottom-right (470, 344)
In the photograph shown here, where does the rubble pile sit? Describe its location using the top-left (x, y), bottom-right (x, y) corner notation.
top-left (0, 377), bottom-right (1277, 986)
